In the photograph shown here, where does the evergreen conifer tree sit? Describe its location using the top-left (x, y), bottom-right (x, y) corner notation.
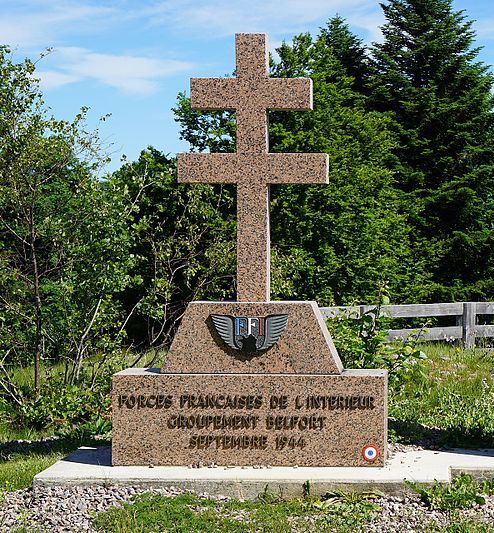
top-left (319, 15), bottom-right (371, 92)
top-left (268, 25), bottom-right (417, 304)
top-left (370, 0), bottom-right (494, 300)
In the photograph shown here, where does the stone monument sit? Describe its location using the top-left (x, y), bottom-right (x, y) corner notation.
top-left (112, 33), bottom-right (387, 467)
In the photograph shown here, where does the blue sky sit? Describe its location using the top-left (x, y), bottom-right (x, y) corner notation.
top-left (2, 0), bottom-right (493, 171)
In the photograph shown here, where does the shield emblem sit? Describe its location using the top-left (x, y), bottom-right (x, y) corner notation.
top-left (211, 314), bottom-right (288, 353)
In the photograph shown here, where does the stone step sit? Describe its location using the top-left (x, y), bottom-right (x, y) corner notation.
top-left (33, 446), bottom-right (494, 499)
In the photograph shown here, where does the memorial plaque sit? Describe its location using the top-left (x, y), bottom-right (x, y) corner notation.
top-left (111, 33), bottom-right (388, 468)
top-left (112, 370), bottom-right (386, 467)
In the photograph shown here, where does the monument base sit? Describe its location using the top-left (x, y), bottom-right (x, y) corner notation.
top-left (112, 368), bottom-right (387, 467)
top-left (35, 446), bottom-right (494, 498)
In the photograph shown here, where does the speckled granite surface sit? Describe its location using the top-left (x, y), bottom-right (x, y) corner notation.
top-left (190, 33), bottom-right (312, 154)
top-left (111, 33), bottom-right (388, 468)
top-left (161, 301), bottom-right (343, 375)
top-left (112, 369), bottom-right (387, 467)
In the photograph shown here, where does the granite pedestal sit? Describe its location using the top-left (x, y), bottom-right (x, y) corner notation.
top-left (112, 301), bottom-right (387, 467)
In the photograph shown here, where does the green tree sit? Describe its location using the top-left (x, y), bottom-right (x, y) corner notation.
top-left (0, 47), bottom-right (135, 395)
top-left (370, 0), bottom-right (494, 300)
top-left (110, 148), bottom-right (236, 353)
top-left (269, 28), bottom-right (418, 304)
top-left (319, 15), bottom-right (371, 93)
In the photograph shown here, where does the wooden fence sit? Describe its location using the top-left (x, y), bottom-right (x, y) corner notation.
top-left (320, 302), bottom-right (494, 348)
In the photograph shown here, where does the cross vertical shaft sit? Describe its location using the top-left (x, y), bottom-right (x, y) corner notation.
top-left (178, 33), bottom-right (329, 302)
top-left (237, 182), bottom-right (270, 301)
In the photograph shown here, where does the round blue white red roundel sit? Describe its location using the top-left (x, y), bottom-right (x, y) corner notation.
top-left (362, 444), bottom-right (379, 462)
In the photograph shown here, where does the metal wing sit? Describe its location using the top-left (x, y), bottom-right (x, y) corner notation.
top-left (259, 314), bottom-right (289, 350)
top-left (210, 314), bottom-right (238, 350)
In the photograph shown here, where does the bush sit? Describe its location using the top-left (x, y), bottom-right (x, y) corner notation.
top-left (15, 383), bottom-right (108, 431)
top-left (326, 304), bottom-right (427, 386)
top-left (2, 353), bottom-right (125, 435)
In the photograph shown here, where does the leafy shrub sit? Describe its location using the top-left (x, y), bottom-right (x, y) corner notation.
top-left (327, 304), bottom-right (427, 386)
top-left (406, 474), bottom-right (494, 511)
top-left (303, 490), bottom-right (381, 529)
top-left (15, 382), bottom-right (109, 432)
top-left (3, 353), bottom-right (123, 434)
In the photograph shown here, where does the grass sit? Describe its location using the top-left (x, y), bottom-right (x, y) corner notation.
top-left (389, 342), bottom-right (494, 447)
top-left (0, 436), bottom-right (109, 491)
top-left (406, 473), bottom-right (494, 511)
top-left (92, 490), bottom-right (494, 533)
top-left (441, 520), bottom-right (494, 533)
top-left (0, 450), bottom-right (68, 492)
top-left (0, 342), bottom-right (494, 531)
top-left (6, 348), bottom-right (161, 394)
top-left (92, 491), bottom-right (380, 533)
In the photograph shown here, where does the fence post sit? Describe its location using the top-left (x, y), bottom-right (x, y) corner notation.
top-left (462, 302), bottom-right (476, 348)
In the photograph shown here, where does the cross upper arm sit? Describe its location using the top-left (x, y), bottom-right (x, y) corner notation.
top-left (190, 78), bottom-right (237, 110)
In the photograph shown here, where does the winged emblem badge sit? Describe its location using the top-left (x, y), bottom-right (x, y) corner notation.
top-left (210, 314), bottom-right (289, 353)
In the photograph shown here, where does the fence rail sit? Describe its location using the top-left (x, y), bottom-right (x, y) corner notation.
top-left (320, 302), bottom-right (494, 348)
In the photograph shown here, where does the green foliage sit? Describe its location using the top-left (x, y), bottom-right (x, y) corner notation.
top-left (93, 491), bottom-right (379, 533)
top-left (0, 46), bottom-right (137, 402)
top-left (0, 451), bottom-right (67, 492)
top-left (94, 493), bottom-right (249, 533)
top-left (173, 20), bottom-right (420, 305)
top-left (406, 473), bottom-right (494, 511)
top-left (302, 479), bottom-right (311, 498)
top-left (319, 16), bottom-right (371, 93)
top-left (303, 492), bottom-right (380, 530)
top-left (111, 148), bottom-right (236, 347)
top-left (442, 520), bottom-right (494, 533)
top-left (370, 0), bottom-right (494, 301)
top-left (389, 344), bottom-right (494, 447)
top-left (327, 307), bottom-right (389, 369)
top-left (268, 28), bottom-right (417, 304)
top-left (173, 92), bottom-right (235, 153)
top-left (15, 384), bottom-right (105, 431)
top-left (326, 304), bottom-right (427, 385)
top-left (0, 351), bottom-right (128, 436)
top-left (173, 7), bottom-right (494, 304)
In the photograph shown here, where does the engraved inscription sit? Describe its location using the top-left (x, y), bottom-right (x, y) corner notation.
top-left (295, 395), bottom-right (375, 410)
top-left (275, 436), bottom-right (306, 450)
top-left (266, 415), bottom-right (326, 430)
top-left (189, 435), bottom-right (269, 450)
top-left (116, 392), bottom-right (377, 452)
top-left (179, 394), bottom-right (263, 409)
top-left (118, 394), bottom-right (172, 409)
top-left (167, 414), bottom-right (260, 430)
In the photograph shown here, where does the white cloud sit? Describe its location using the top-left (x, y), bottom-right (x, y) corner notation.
top-left (0, 2), bottom-right (115, 48)
top-left (38, 47), bottom-right (193, 95)
top-left (347, 9), bottom-right (386, 42)
top-left (1, 0), bottom-right (386, 96)
top-left (146, 0), bottom-right (380, 39)
top-left (36, 70), bottom-right (81, 90)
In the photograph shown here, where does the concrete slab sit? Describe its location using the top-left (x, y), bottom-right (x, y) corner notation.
top-left (33, 447), bottom-right (494, 499)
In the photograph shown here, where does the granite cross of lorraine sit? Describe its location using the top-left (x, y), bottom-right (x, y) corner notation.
top-left (178, 33), bottom-right (329, 302)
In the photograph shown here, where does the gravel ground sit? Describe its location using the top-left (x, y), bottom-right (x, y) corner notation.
top-left (0, 485), bottom-right (193, 532)
top-left (368, 494), bottom-right (494, 531)
top-left (2, 485), bottom-right (494, 532)
top-left (1, 441), bottom-right (493, 532)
